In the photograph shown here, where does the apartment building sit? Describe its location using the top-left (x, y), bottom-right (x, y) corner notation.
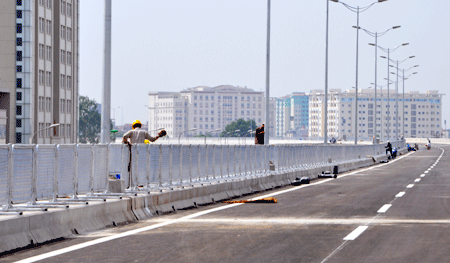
top-left (0, 0), bottom-right (78, 144)
top-left (309, 89), bottom-right (444, 140)
top-left (148, 85), bottom-right (274, 138)
top-left (275, 92), bottom-right (309, 138)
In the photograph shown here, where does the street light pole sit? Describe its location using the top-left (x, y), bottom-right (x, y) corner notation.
top-left (32, 123), bottom-right (60, 144)
top-left (264, 0), bottom-right (271, 145)
top-left (324, 0), bottom-right (329, 144)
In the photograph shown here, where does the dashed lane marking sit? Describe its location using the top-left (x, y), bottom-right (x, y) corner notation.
top-left (343, 226), bottom-right (369, 241)
top-left (395, 192), bottom-right (405, 198)
top-left (414, 178), bottom-right (421, 183)
top-left (407, 184), bottom-right (414, 188)
top-left (377, 204), bottom-right (392, 213)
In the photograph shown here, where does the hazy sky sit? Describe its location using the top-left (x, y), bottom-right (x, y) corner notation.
top-left (80, 0), bottom-right (449, 130)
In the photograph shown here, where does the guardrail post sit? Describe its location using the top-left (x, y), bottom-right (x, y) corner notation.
top-left (205, 145), bottom-right (209, 182)
top-left (53, 145), bottom-right (60, 201)
top-left (233, 145), bottom-right (237, 178)
top-left (146, 144), bottom-right (151, 187)
top-left (189, 145), bottom-right (193, 186)
top-left (31, 145), bottom-right (37, 205)
top-left (226, 145), bottom-right (230, 179)
top-left (179, 145), bottom-right (183, 187)
top-left (73, 144), bottom-right (79, 199)
top-left (6, 144), bottom-right (14, 208)
top-left (104, 144), bottom-right (110, 193)
top-left (169, 145), bottom-right (173, 189)
top-left (158, 144), bottom-right (162, 190)
top-left (212, 145), bottom-right (216, 180)
top-left (220, 145), bottom-right (223, 179)
top-left (89, 144), bottom-right (95, 196)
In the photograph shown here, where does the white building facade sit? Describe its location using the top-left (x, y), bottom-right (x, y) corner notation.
top-left (148, 85), bottom-right (273, 138)
top-left (309, 89), bottom-right (444, 140)
top-left (0, 0), bottom-right (79, 144)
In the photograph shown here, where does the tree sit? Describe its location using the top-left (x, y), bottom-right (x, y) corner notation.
top-left (79, 95), bottom-right (101, 143)
top-left (220, 119), bottom-right (257, 137)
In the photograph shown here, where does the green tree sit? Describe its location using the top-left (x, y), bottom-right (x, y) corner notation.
top-left (220, 119), bottom-right (257, 137)
top-left (79, 95), bottom-right (101, 143)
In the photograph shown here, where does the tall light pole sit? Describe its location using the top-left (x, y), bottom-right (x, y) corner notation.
top-left (363, 25), bottom-right (401, 141)
top-left (101, 0), bottom-right (112, 144)
top-left (32, 123), bottom-right (60, 144)
top-left (371, 82), bottom-right (389, 141)
top-left (390, 65), bottom-right (418, 138)
top-left (264, 0), bottom-right (271, 145)
top-left (179, 128), bottom-right (197, 144)
top-left (331, 0), bottom-right (388, 144)
top-left (388, 56), bottom-right (415, 140)
top-left (378, 43), bottom-right (409, 141)
top-left (324, 0), bottom-right (330, 144)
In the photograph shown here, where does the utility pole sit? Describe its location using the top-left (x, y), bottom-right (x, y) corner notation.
top-left (101, 0), bottom-right (112, 143)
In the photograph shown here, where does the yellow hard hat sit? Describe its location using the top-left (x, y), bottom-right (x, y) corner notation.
top-left (132, 119), bottom-right (141, 129)
top-left (144, 139), bottom-right (150, 144)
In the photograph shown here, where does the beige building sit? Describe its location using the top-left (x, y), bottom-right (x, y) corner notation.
top-left (0, 0), bottom-right (79, 144)
top-left (309, 89), bottom-right (444, 140)
top-left (148, 85), bottom-right (275, 138)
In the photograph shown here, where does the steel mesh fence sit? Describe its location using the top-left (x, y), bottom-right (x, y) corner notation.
top-left (35, 145), bottom-right (55, 200)
top-left (0, 146), bottom-right (8, 206)
top-left (12, 145), bottom-right (33, 203)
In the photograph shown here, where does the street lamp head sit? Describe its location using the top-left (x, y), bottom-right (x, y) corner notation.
top-left (413, 72), bottom-right (418, 74)
top-left (392, 25), bottom-right (401, 29)
top-left (409, 56), bottom-right (415, 58)
top-left (330, 0), bottom-right (339, 2)
top-left (378, 0), bottom-right (388, 2)
top-left (49, 123), bottom-right (60, 128)
top-left (414, 65), bottom-right (419, 67)
top-left (390, 72), bottom-right (396, 75)
top-left (190, 128), bottom-right (197, 131)
top-left (402, 43), bottom-right (409, 46)
top-left (380, 56), bottom-right (387, 59)
top-left (352, 26), bottom-right (360, 29)
top-left (368, 43), bottom-right (376, 46)
top-left (389, 65), bottom-right (394, 67)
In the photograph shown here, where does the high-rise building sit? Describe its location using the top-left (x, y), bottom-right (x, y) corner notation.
top-left (0, 0), bottom-right (79, 144)
top-left (275, 92), bottom-right (309, 138)
top-left (309, 89), bottom-right (444, 140)
top-left (148, 85), bottom-right (269, 138)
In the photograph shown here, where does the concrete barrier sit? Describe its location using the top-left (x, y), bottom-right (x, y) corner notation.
top-left (0, 151), bottom-right (402, 254)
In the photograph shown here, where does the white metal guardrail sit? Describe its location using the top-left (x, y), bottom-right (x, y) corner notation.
top-left (0, 141), bottom-right (404, 213)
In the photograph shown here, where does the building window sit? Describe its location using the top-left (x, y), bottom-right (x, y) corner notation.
top-left (67, 3), bottom-right (72, 17)
top-left (60, 74), bottom-right (65, 88)
top-left (67, 52), bottom-right (72, 65)
top-left (16, 105), bottom-right (22, 115)
top-left (47, 0), bottom-right (52, 9)
top-left (67, 124), bottom-right (71, 138)
top-left (39, 70), bottom-right (44, 85)
top-left (16, 78), bottom-right (22, 88)
top-left (67, 27), bottom-right (72, 41)
top-left (46, 72), bottom-right (52, 86)
top-left (17, 0), bottom-right (22, 5)
top-left (46, 46), bottom-right (52, 60)
top-left (16, 65), bottom-right (22, 72)
top-left (16, 10), bottom-right (22, 18)
top-left (61, 25), bottom-right (66, 39)
top-left (45, 97), bottom-right (51, 112)
top-left (16, 133), bottom-right (22, 143)
top-left (61, 1), bottom-right (66, 15)
top-left (60, 99), bottom-right (65, 113)
top-left (39, 96), bottom-right (44, 111)
top-left (39, 18), bottom-right (45, 32)
top-left (61, 50), bottom-right (66, 63)
top-left (46, 20), bottom-right (52, 35)
top-left (17, 23), bottom-right (22, 34)
top-left (16, 37), bottom-right (22, 46)
top-left (39, 44), bottom-right (44, 59)
top-left (16, 51), bottom-right (22, 61)
top-left (67, 100), bottom-right (71, 113)
top-left (16, 119), bottom-right (22, 128)
top-left (67, 76), bottom-right (72, 89)
top-left (16, 92), bottom-right (22, 101)
top-left (60, 124), bottom-right (65, 137)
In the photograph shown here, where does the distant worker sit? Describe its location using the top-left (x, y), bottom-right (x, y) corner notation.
top-left (385, 141), bottom-right (392, 156)
top-left (255, 124), bottom-right (265, 145)
top-left (123, 120), bottom-right (166, 145)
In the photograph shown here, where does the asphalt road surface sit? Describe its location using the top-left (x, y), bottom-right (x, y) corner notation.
top-left (2, 145), bottom-right (449, 263)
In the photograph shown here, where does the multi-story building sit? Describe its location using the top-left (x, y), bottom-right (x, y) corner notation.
top-left (0, 0), bottom-right (79, 144)
top-left (148, 85), bottom-right (271, 138)
top-left (275, 92), bottom-right (309, 138)
top-left (309, 89), bottom-right (444, 140)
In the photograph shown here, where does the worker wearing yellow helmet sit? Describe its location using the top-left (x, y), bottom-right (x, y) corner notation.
top-left (122, 120), bottom-right (166, 145)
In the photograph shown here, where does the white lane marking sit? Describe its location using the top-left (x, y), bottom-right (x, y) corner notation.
top-left (16, 151), bottom-right (415, 263)
top-left (407, 184), bottom-right (414, 188)
top-left (343, 226), bottom-right (369, 240)
top-left (420, 174), bottom-right (425, 178)
top-left (377, 204), bottom-right (392, 213)
top-left (414, 178), bottom-right (421, 183)
top-left (425, 171), bottom-right (429, 174)
top-left (396, 192), bottom-right (405, 198)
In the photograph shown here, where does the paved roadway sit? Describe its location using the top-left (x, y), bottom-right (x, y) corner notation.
top-left (2, 145), bottom-right (449, 263)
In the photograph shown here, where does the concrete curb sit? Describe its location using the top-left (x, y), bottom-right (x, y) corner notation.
top-left (0, 150), bottom-right (403, 254)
